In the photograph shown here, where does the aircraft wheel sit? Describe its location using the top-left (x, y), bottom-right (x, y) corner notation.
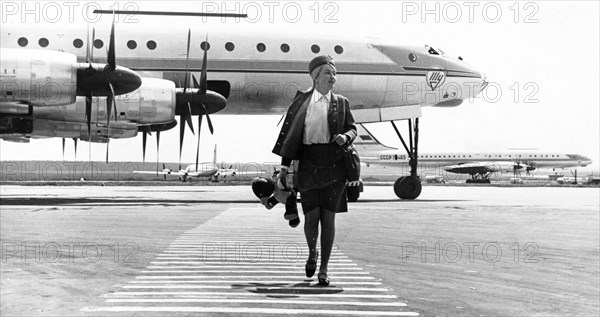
top-left (347, 186), bottom-right (360, 202)
top-left (394, 176), bottom-right (422, 200)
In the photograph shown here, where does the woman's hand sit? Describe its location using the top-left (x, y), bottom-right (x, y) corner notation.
top-left (277, 168), bottom-right (288, 189)
top-left (332, 134), bottom-right (348, 146)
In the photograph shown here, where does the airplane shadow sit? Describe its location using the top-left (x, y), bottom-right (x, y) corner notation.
top-left (355, 199), bottom-right (473, 203)
top-left (231, 281), bottom-right (343, 298)
top-left (0, 197), bottom-right (257, 206)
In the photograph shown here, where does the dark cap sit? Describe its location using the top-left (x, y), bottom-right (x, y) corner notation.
top-left (309, 55), bottom-right (335, 75)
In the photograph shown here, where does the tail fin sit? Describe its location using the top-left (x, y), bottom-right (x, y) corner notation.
top-left (213, 144), bottom-right (217, 164)
top-left (354, 124), bottom-right (398, 151)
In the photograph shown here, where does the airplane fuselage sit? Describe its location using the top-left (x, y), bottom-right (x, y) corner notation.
top-left (1, 23), bottom-right (487, 134)
top-left (362, 151), bottom-right (592, 170)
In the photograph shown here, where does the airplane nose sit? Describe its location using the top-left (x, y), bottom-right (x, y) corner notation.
top-left (481, 73), bottom-right (489, 90)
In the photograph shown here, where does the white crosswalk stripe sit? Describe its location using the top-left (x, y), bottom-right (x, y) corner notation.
top-left (82, 207), bottom-right (419, 316)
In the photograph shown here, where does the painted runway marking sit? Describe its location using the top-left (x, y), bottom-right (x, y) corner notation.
top-left (83, 207), bottom-right (419, 316)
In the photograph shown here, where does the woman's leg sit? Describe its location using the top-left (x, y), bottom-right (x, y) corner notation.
top-left (304, 207), bottom-right (320, 261)
top-left (319, 209), bottom-right (335, 274)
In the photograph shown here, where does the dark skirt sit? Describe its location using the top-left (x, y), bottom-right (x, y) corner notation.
top-left (298, 144), bottom-right (347, 213)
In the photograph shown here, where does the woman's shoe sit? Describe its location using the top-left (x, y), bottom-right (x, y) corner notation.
top-left (318, 272), bottom-right (330, 286)
top-left (305, 253), bottom-right (318, 278)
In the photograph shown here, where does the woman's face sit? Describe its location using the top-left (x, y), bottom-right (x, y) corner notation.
top-left (314, 64), bottom-right (337, 94)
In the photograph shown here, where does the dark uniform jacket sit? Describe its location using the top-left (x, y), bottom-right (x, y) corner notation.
top-left (272, 89), bottom-right (357, 166)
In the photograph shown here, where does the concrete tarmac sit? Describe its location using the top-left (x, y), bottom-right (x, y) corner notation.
top-left (1, 185), bottom-right (598, 316)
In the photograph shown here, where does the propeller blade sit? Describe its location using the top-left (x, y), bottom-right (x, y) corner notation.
top-left (179, 116), bottom-right (185, 170)
top-left (183, 29), bottom-right (191, 93)
top-left (85, 93), bottom-right (92, 142)
top-left (105, 140), bottom-right (110, 162)
top-left (86, 24), bottom-right (91, 63)
top-left (157, 132), bottom-right (162, 177)
top-left (201, 103), bottom-right (214, 135)
top-left (142, 131), bottom-right (147, 163)
top-left (107, 12), bottom-right (116, 69)
top-left (192, 74), bottom-right (199, 89)
top-left (73, 138), bottom-right (78, 160)
top-left (108, 81), bottom-right (117, 122)
top-left (90, 27), bottom-right (95, 63)
top-left (105, 81), bottom-right (118, 163)
top-left (185, 102), bottom-right (195, 134)
top-left (62, 138), bottom-right (66, 160)
top-left (196, 114), bottom-right (203, 171)
top-left (199, 35), bottom-right (208, 94)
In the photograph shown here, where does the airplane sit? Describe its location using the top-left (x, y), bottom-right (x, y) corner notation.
top-left (135, 162), bottom-right (219, 182)
top-left (0, 8), bottom-right (488, 199)
top-left (132, 144), bottom-right (265, 182)
top-left (356, 124), bottom-right (593, 184)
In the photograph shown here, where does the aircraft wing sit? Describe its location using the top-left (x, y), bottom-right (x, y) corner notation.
top-left (186, 171), bottom-right (218, 178)
top-left (216, 170), bottom-right (266, 177)
top-left (444, 162), bottom-right (518, 174)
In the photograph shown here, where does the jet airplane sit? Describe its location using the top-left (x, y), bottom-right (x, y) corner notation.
top-left (356, 124), bottom-right (592, 184)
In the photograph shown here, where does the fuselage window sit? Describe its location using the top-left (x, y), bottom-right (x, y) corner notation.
top-left (17, 37), bottom-right (28, 47)
top-left (73, 39), bottom-right (83, 48)
top-left (311, 44), bottom-right (320, 53)
top-left (409, 53), bottom-right (417, 62)
top-left (280, 43), bottom-right (290, 53)
top-left (94, 39), bottom-right (104, 49)
top-left (257, 43), bottom-right (266, 52)
top-left (334, 45), bottom-right (343, 54)
top-left (147, 40), bottom-right (157, 50)
top-left (225, 42), bottom-right (235, 51)
top-left (127, 40), bottom-right (137, 49)
top-left (38, 38), bottom-right (49, 47)
top-left (201, 41), bottom-right (210, 51)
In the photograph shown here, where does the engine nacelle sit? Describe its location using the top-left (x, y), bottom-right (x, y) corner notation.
top-left (30, 119), bottom-right (138, 142)
top-left (0, 48), bottom-right (77, 107)
top-left (116, 78), bottom-right (176, 125)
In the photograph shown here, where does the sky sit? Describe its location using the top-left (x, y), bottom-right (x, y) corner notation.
top-left (1, 1), bottom-right (599, 171)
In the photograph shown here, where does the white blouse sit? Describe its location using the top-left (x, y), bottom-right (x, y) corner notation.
top-left (303, 90), bottom-right (331, 144)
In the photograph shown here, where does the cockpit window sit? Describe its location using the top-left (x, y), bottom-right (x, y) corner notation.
top-left (426, 46), bottom-right (445, 56)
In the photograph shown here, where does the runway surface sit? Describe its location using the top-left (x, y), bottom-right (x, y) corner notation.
top-left (1, 185), bottom-right (598, 316)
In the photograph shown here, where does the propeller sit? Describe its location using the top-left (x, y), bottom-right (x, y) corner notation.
top-left (179, 30), bottom-right (195, 170)
top-left (77, 12), bottom-right (142, 162)
top-left (177, 32), bottom-right (216, 171)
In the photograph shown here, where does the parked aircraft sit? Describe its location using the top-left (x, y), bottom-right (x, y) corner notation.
top-left (356, 124), bottom-right (592, 184)
top-left (0, 9), bottom-right (488, 199)
top-left (132, 145), bottom-right (265, 182)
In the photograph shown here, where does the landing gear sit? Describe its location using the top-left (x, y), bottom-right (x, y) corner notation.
top-left (466, 173), bottom-right (492, 183)
top-left (394, 175), bottom-right (422, 199)
top-left (390, 119), bottom-right (422, 200)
